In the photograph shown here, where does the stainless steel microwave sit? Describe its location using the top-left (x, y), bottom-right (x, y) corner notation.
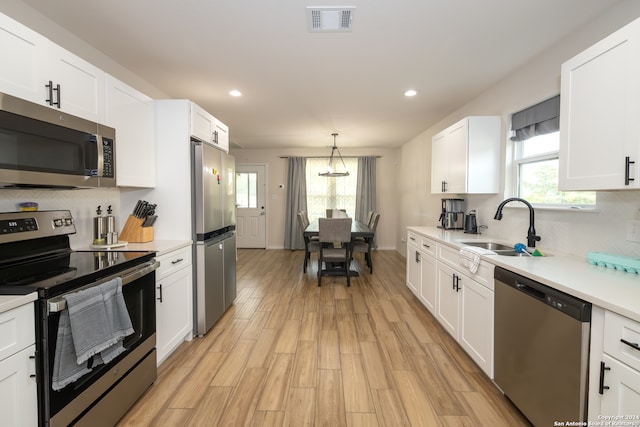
top-left (0, 92), bottom-right (116, 188)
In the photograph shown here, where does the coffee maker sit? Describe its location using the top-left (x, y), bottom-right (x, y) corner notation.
top-left (439, 198), bottom-right (465, 229)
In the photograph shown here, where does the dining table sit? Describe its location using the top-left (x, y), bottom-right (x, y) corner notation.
top-left (304, 218), bottom-right (373, 276)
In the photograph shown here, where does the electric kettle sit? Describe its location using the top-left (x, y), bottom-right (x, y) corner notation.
top-left (464, 210), bottom-right (478, 234)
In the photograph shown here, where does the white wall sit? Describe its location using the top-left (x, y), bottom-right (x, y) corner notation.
top-left (230, 147), bottom-right (399, 250)
top-left (397, 0), bottom-right (640, 259)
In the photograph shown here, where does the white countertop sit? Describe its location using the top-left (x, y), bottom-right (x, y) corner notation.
top-left (0, 292), bottom-right (37, 314)
top-left (75, 240), bottom-right (192, 257)
top-left (407, 226), bottom-right (640, 323)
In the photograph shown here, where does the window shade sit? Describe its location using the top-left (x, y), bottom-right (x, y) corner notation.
top-left (511, 95), bottom-right (560, 141)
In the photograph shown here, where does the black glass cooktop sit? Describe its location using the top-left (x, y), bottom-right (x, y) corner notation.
top-left (0, 249), bottom-right (155, 298)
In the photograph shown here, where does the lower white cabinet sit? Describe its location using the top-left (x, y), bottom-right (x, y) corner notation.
top-left (0, 302), bottom-right (37, 426)
top-left (155, 246), bottom-right (193, 365)
top-left (436, 262), bottom-right (460, 338)
top-left (459, 276), bottom-right (494, 377)
top-left (600, 354), bottom-right (640, 415)
top-left (590, 308), bottom-right (640, 420)
top-left (406, 229), bottom-right (495, 378)
top-left (406, 232), bottom-right (437, 314)
top-left (418, 251), bottom-right (437, 314)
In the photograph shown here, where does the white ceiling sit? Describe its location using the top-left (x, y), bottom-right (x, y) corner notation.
top-left (22, 0), bottom-right (621, 149)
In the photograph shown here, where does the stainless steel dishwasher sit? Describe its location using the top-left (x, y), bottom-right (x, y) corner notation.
top-left (494, 267), bottom-right (591, 427)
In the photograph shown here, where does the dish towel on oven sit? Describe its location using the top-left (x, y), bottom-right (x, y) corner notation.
top-left (51, 277), bottom-right (134, 391)
top-left (459, 246), bottom-right (496, 273)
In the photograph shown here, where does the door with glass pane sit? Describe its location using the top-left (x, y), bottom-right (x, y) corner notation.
top-left (236, 164), bottom-right (266, 248)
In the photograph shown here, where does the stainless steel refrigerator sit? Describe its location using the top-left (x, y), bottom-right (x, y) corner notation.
top-left (192, 139), bottom-right (237, 336)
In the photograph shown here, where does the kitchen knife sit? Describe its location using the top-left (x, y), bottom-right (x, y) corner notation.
top-left (133, 200), bottom-right (142, 217)
top-left (142, 215), bottom-right (157, 227)
top-left (137, 201), bottom-right (148, 218)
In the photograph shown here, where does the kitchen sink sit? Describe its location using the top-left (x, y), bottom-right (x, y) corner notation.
top-left (460, 241), bottom-right (514, 251)
top-left (493, 250), bottom-right (527, 256)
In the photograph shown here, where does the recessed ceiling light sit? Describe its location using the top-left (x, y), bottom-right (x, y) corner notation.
top-left (404, 89), bottom-right (417, 97)
top-left (229, 90), bottom-right (242, 97)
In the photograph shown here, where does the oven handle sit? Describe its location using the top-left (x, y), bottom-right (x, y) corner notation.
top-left (47, 259), bottom-right (159, 314)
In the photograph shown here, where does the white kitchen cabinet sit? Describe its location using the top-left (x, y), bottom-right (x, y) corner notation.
top-left (431, 116), bottom-right (501, 194)
top-left (191, 102), bottom-right (229, 152)
top-left (459, 275), bottom-right (494, 377)
top-left (406, 229), bottom-right (495, 378)
top-left (0, 12), bottom-right (105, 122)
top-left (155, 245), bottom-right (193, 365)
top-left (589, 309), bottom-right (640, 420)
top-left (418, 244), bottom-right (437, 314)
top-left (559, 17), bottom-right (640, 190)
top-left (47, 43), bottom-right (106, 123)
top-left (435, 257), bottom-right (494, 377)
top-left (435, 262), bottom-right (460, 338)
top-left (406, 236), bottom-right (421, 296)
top-left (600, 354), bottom-right (640, 416)
top-left (0, 12), bottom-right (48, 104)
top-left (0, 302), bottom-right (37, 427)
top-left (406, 232), bottom-right (437, 314)
top-left (105, 74), bottom-right (155, 188)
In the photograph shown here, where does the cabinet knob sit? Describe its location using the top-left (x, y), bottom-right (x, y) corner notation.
top-left (171, 258), bottom-right (184, 265)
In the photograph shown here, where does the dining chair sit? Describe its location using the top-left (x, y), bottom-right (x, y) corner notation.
top-left (365, 211), bottom-right (375, 227)
top-left (317, 217), bottom-right (353, 287)
top-left (326, 209), bottom-right (348, 218)
top-left (352, 213), bottom-right (380, 273)
top-left (297, 212), bottom-right (319, 273)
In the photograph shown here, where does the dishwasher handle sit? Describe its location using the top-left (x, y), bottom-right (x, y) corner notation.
top-left (515, 282), bottom-right (545, 301)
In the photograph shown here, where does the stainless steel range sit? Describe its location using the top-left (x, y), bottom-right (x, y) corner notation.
top-left (0, 210), bottom-right (158, 426)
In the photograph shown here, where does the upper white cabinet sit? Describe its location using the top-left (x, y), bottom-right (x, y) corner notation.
top-left (560, 17), bottom-right (640, 190)
top-left (105, 75), bottom-right (155, 188)
top-left (431, 116), bottom-right (501, 194)
top-left (191, 102), bottom-right (229, 152)
top-left (0, 13), bottom-right (48, 103)
top-left (0, 12), bottom-right (105, 123)
top-left (47, 43), bottom-right (105, 123)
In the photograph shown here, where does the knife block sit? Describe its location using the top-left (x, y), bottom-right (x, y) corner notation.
top-left (119, 215), bottom-right (154, 243)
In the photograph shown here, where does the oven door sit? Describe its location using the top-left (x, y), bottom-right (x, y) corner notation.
top-left (39, 260), bottom-right (158, 427)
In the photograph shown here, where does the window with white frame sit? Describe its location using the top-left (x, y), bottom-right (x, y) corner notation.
top-left (305, 157), bottom-right (358, 220)
top-left (512, 96), bottom-right (595, 207)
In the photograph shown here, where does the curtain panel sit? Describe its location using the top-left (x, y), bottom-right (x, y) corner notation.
top-left (355, 156), bottom-right (377, 231)
top-left (511, 95), bottom-right (560, 141)
top-left (284, 157), bottom-right (307, 250)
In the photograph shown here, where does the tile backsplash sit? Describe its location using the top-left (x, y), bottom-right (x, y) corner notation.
top-left (0, 188), bottom-right (121, 249)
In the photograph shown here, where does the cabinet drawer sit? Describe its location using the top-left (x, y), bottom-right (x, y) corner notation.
top-left (419, 236), bottom-right (437, 257)
top-left (438, 244), bottom-right (494, 290)
top-left (0, 303), bottom-right (35, 362)
top-left (156, 246), bottom-right (192, 280)
top-left (407, 231), bottom-right (420, 247)
top-left (604, 310), bottom-right (640, 371)
top-left (407, 232), bottom-right (437, 258)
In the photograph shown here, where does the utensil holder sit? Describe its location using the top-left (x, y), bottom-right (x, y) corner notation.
top-left (119, 215), bottom-right (154, 243)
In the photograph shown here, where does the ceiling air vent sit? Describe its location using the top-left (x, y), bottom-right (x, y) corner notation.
top-left (307, 6), bottom-right (355, 32)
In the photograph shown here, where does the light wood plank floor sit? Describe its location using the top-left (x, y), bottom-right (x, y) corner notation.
top-left (118, 249), bottom-right (531, 427)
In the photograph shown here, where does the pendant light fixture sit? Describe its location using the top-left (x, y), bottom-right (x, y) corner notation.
top-left (319, 133), bottom-right (350, 177)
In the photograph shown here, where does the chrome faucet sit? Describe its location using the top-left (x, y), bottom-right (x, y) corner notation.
top-left (493, 197), bottom-right (541, 247)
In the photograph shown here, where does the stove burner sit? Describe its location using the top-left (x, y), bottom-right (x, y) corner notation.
top-left (2, 266), bottom-right (77, 287)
